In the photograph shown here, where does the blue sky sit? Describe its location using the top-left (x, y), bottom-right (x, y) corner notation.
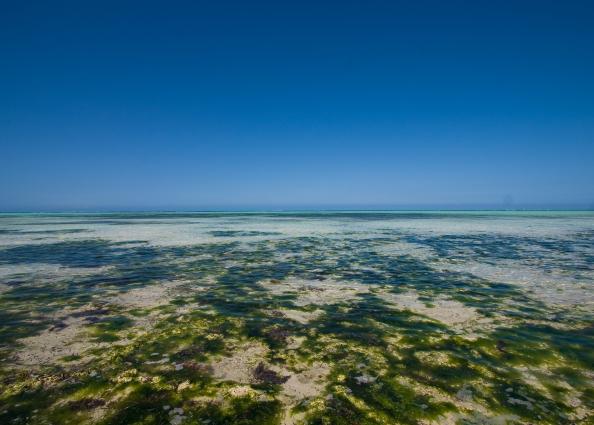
top-left (1, 1), bottom-right (593, 210)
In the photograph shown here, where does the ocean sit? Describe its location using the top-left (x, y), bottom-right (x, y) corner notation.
top-left (1, 211), bottom-right (592, 424)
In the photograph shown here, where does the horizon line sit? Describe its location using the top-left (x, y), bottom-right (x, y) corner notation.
top-left (2, 207), bottom-right (594, 215)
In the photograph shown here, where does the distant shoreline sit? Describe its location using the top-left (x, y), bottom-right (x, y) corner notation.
top-left (1, 209), bottom-right (593, 215)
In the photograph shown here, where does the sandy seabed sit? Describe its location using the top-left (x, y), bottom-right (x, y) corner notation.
top-left (0, 211), bottom-right (592, 424)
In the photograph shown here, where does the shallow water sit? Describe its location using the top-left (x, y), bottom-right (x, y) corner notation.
top-left (0, 212), bottom-right (593, 424)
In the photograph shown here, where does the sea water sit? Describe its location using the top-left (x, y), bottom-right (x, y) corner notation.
top-left (0, 212), bottom-right (592, 424)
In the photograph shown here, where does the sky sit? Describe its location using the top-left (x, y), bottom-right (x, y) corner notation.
top-left (1, 0), bottom-right (593, 211)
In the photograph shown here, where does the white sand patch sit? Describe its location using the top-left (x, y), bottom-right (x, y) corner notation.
top-left (209, 340), bottom-right (330, 424)
top-left (260, 278), bottom-right (372, 306)
top-left (15, 316), bottom-right (103, 366)
top-left (355, 212), bottom-right (594, 239)
top-left (0, 263), bottom-right (114, 280)
top-left (272, 362), bottom-right (330, 425)
top-left (398, 376), bottom-right (519, 425)
top-left (107, 280), bottom-right (187, 309)
top-left (430, 411), bottom-right (520, 425)
top-left (71, 215), bottom-right (343, 247)
top-left (380, 290), bottom-right (486, 332)
top-left (210, 341), bottom-right (269, 383)
top-left (226, 385), bottom-right (256, 398)
top-left (279, 308), bottom-right (323, 324)
top-left (440, 260), bottom-right (594, 308)
top-left (280, 362), bottom-right (330, 400)
top-left (2, 212), bottom-right (593, 250)
top-left (287, 336), bottom-right (306, 350)
top-left (374, 240), bottom-right (435, 260)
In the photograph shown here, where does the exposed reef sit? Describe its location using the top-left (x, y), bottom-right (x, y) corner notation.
top-left (0, 212), bottom-right (592, 424)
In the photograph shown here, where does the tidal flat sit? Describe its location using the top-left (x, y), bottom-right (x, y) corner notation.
top-left (0, 211), bottom-right (593, 425)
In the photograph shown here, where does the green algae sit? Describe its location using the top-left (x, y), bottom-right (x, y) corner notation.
top-left (0, 212), bottom-right (593, 424)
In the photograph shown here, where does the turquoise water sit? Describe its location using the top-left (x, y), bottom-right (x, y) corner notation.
top-left (0, 212), bottom-right (593, 424)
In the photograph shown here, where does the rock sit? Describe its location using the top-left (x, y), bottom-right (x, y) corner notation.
top-left (456, 386), bottom-right (473, 402)
top-left (177, 381), bottom-right (191, 392)
top-left (507, 397), bottom-right (533, 410)
top-left (227, 385), bottom-right (253, 397)
top-left (354, 374), bottom-right (376, 385)
top-left (175, 346), bottom-right (204, 359)
top-left (264, 327), bottom-right (290, 343)
top-left (71, 308), bottom-right (110, 317)
top-left (49, 322), bottom-right (68, 332)
top-left (67, 398), bottom-right (106, 410)
top-left (170, 415), bottom-right (185, 425)
top-left (496, 339), bottom-right (507, 352)
top-left (253, 362), bottom-right (290, 384)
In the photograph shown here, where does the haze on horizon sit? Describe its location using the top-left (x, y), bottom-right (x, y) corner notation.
top-left (1, 1), bottom-right (594, 211)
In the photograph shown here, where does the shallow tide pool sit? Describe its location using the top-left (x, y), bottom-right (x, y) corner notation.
top-left (0, 212), bottom-right (593, 424)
